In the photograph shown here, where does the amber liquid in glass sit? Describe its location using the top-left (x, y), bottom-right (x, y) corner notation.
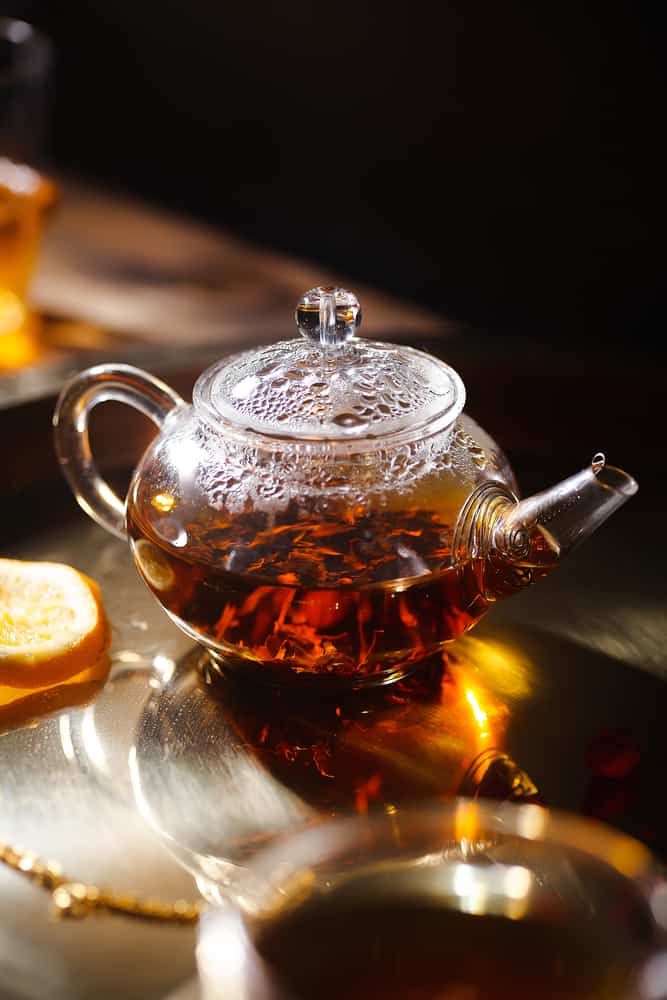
top-left (0, 164), bottom-right (55, 368)
top-left (128, 504), bottom-right (557, 684)
top-left (249, 871), bottom-right (637, 1000)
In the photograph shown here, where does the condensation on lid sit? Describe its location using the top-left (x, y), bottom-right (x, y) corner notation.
top-left (193, 286), bottom-right (466, 441)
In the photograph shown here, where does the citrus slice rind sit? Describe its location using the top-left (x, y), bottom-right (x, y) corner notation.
top-left (0, 650), bottom-right (111, 731)
top-left (0, 559), bottom-right (109, 688)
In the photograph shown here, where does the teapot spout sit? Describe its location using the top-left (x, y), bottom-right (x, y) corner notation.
top-left (493, 453), bottom-right (638, 563)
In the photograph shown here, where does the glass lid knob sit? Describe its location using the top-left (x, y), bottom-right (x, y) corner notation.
top-left (295, 286), bottom-right (362, 347)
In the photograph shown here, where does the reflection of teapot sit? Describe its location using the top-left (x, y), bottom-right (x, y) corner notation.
top-left (54, 286), bottom-right (637, 688)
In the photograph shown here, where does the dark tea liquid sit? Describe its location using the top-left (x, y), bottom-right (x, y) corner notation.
top-left (248, 870), bottom-right (638, 1000)
top-left (127, 504), bottom-right (557, 684)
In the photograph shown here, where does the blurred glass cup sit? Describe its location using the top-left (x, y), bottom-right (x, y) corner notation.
top-left (0, 18), bottom-right (55, 368)
top-left (0, 17), bottom-right (52, 161)
top-left (198, 801), bottom-right (667, 1000)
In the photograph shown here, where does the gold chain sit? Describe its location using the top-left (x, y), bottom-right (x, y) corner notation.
top-left (0, 839), bottom-right (202, 924)
top-left (2, 747), bottom-right (541, 924)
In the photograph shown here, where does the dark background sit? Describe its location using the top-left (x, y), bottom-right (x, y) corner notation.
top-left (3, 1), bottom-right (666, 347)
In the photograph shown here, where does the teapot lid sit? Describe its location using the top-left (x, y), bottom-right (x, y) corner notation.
top-left (193, 287), bottom-right (465, 441)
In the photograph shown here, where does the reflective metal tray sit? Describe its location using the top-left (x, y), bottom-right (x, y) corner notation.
top-left (1, 350), bottom-right (665, 998)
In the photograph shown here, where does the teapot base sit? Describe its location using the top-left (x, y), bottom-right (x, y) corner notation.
top-left (200, 648), bottom-right (422, 693)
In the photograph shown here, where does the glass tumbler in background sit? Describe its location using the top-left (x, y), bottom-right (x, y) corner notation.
top-left (0, 16), bottom-right (52, 161)
top-left (197, 801), bottom-right (667, 1000)
top-left (0, 17), bottom-right (54, 368)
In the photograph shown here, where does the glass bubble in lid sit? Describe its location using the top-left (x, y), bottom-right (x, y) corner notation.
top-left (193, 285), bottom-right (466, 440)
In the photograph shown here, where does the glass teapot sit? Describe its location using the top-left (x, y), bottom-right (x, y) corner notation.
top-left (54, 287), bottom-right (638, 689)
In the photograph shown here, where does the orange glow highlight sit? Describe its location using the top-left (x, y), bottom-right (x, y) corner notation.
top-left (454, 800), bottom-right (480, 843)
top-left (150, 492), bottom-right (177, 514)
top-left (455, 635), bottom-right (534, 700)
top-left (465, 688), bottom-right (490, 742)
top-left (0, 298), bottom-right (40, 369)
top-left (446, 657), bottom-right (509, 756)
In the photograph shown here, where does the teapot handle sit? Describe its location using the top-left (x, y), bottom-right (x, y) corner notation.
top-left (53, 364), bottom-right (184, 540)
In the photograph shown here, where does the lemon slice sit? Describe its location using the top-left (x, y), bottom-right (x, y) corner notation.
top-left (1, 651), bottom-right (111, 732)
top-left (0, 559), bottom-right (109, 688)
top-left (134, 539), bottom-right (176, 592)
